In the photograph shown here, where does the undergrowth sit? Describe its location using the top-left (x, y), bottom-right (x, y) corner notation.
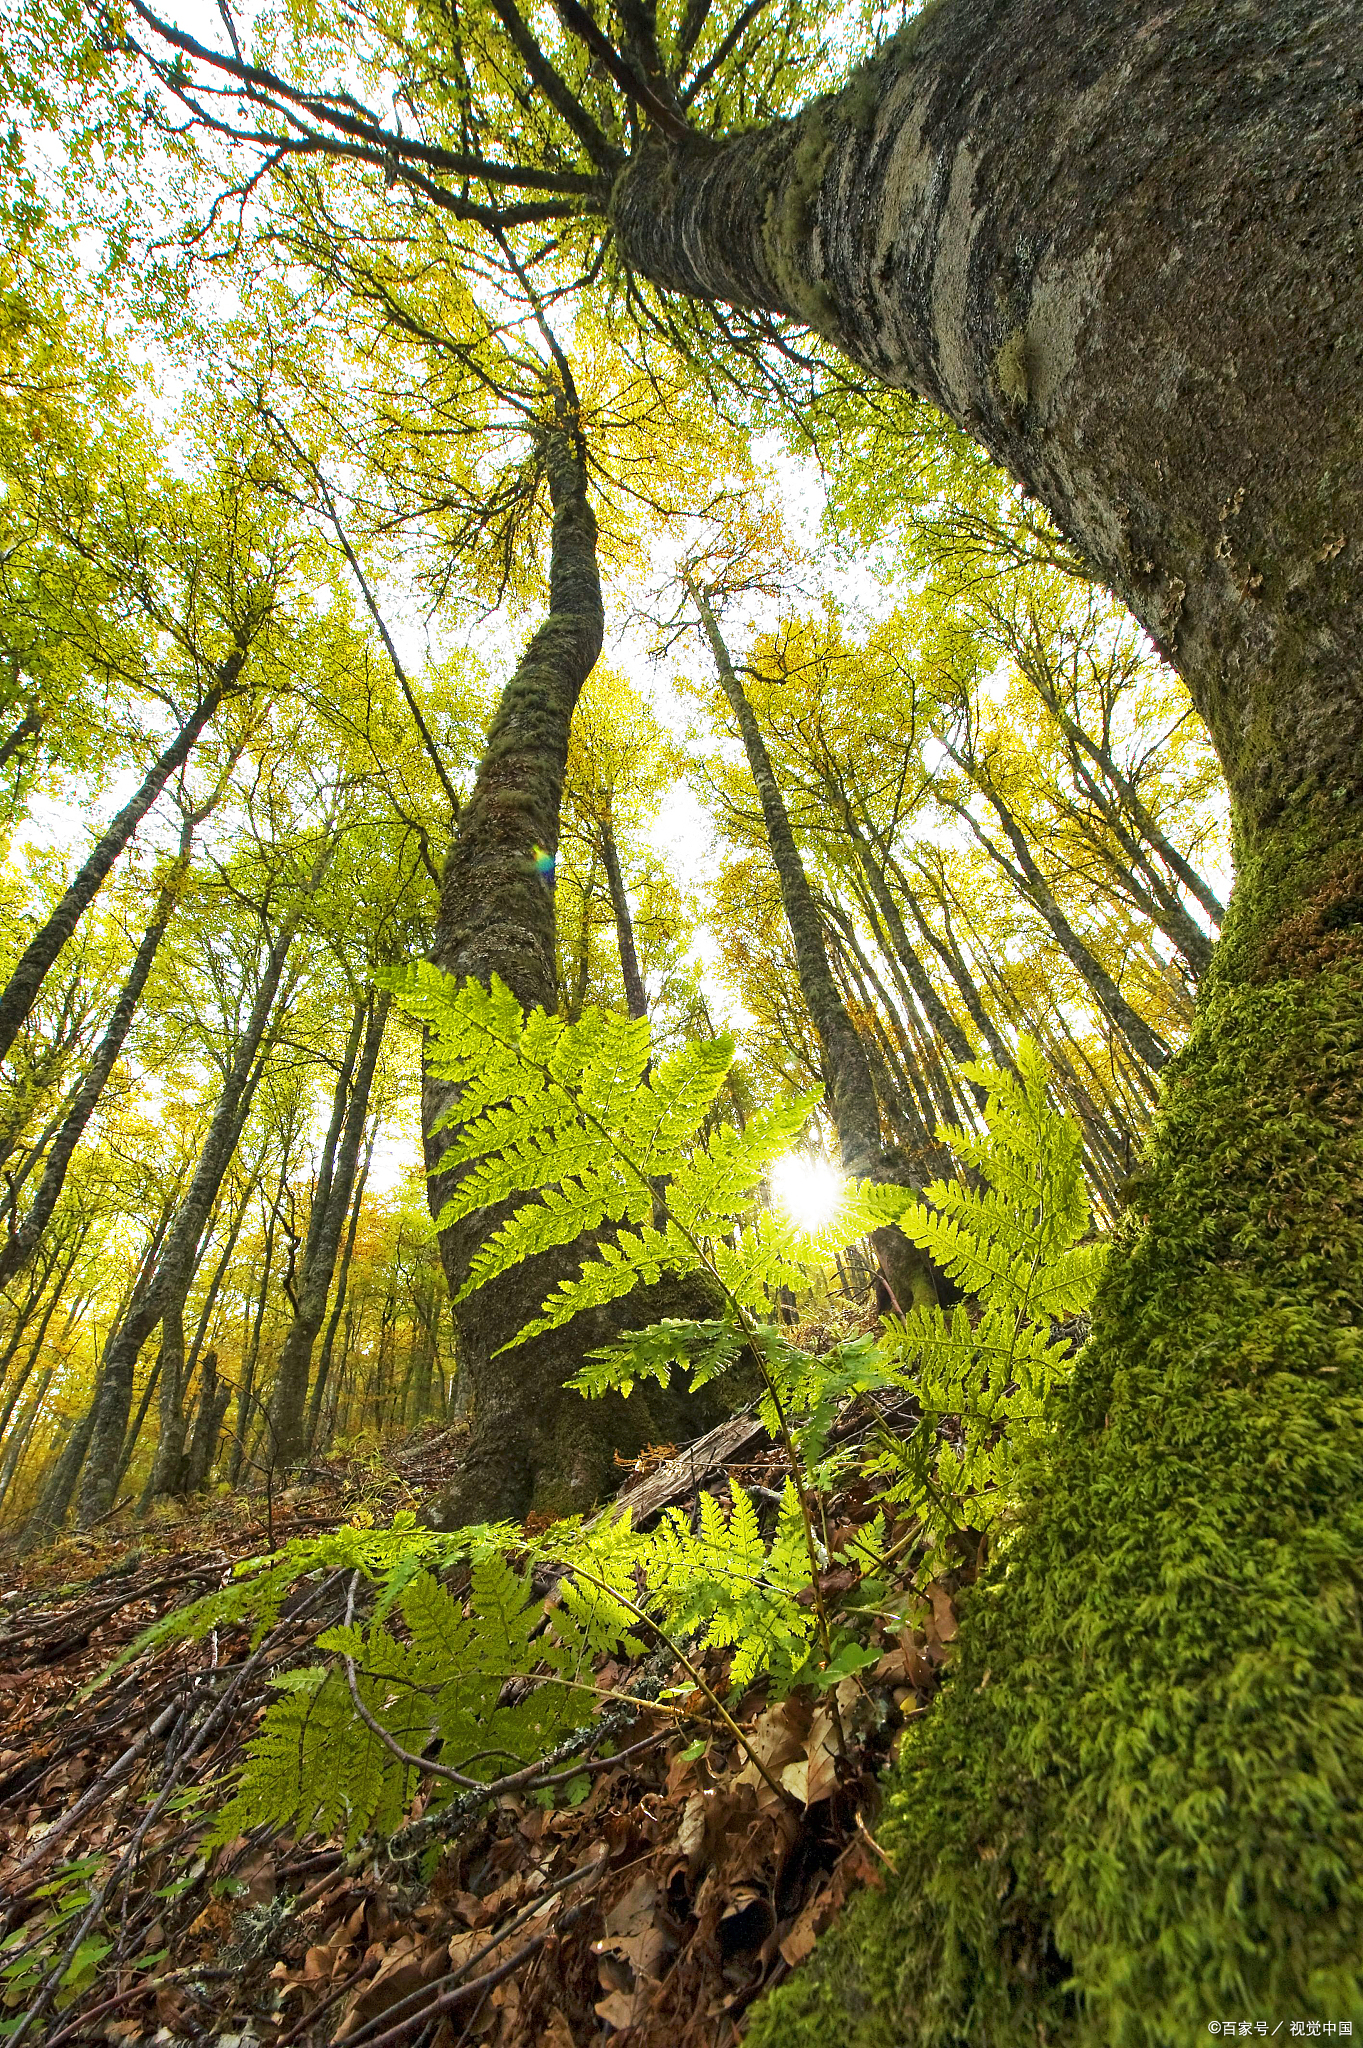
top-left (99, 988), bottom-right (1099, 1864)
top-left (5, 985), bottom-right (1102, 2040)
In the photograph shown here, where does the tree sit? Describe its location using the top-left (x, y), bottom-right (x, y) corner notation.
top-left (683, 568), bottom-right (941, 1312)
top-left (422, 395), bottom-right (726, 1525)
top-left (19, 0), bottom-right (1363, 2023)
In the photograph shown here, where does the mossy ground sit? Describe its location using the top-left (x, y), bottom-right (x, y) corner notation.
top-left (751, 818), bottom-right (1363, 2045)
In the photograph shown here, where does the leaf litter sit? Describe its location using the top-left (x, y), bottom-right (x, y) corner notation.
top-left (0, 1396), bottom-right (972, 2046)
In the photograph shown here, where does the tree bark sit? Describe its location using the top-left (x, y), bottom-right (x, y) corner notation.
top-left (422, 414), bottom-right (724, 1527)
top-left (74, 915), bottom-right (299, 1527)
top-left (268, 989), bottom-right (389, 1471)
top-left (613, 1), bottom-right (1363, 843)
top-left (0, 1366), bottom-right (53, 1517)
top-left (0, 823), bottom-right (193, 1288)
top-left (0, 677), bottom-right (234, 1068)
top-left (305, 1119), bottom-right (375, 1454)
top-left (940, 758), bottom-right (1172, 1074)
top-left (599, 812), bottom-right (648, 1019)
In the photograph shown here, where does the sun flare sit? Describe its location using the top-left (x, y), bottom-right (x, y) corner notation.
top-left (768, 1152), bottom-right (847, 1237)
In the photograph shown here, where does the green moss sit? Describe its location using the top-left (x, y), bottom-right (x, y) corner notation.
top-left (751, 813), bottom-right (1363, 2045)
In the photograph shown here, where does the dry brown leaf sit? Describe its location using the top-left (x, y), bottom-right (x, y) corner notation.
top-left (896, 1627), bottom-right (937, 1690)
top-left (675, 1790), bottom-right (707, 1870)
top-left (595, 1987), bottom-right (637, 2029)
top-left (334, 1939), bottom-right (425, 2041)
top-left (926, 1581), bottom-right (958, 1646)
top-left (594, 1871), bottom-right (675, 1982)
top-left (445, 1926), bottom-right (485, 1973)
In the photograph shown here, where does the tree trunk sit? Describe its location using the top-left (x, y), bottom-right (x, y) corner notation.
top-left (422, 413), bottom-right (723, 1528)
top-left (0, 679), bottom-right (233, 1068)
top-left (615, 2), bottom-right (1362, 846)
top-left (268, 989), bottom-right (389, 1471)
top-left (182, 1349), bottom-right (230, 1493)
top-left (0, 709), bottom-right (43, 772)
top-left (228, 1184), bottom-right (282, 1485)
top-left (0, 1366), bottom-right (53, 1517)
top-left (74, 917), bottom-right (298, 1526)
top-left (692, 584), bottom-right (941, 1313)
top-left (0, 834), bottom-right (193, 1289)
top-left (599, 812), bottom-right (648, 1019)
top-left (941, 761), bottom-right (1172, 1074)
top-left (305, 1120), bottom-right (375, 1454)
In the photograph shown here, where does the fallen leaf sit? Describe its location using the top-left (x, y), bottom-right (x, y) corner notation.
top-left (675, 1790), bottom-right (707, 1870)
top-left (926, 1581), bottom-right (958, 1647)
top-left (595, 1987), bottom-right (637, 2029)
top-left (334, 1940), bottom-right (425, 2041)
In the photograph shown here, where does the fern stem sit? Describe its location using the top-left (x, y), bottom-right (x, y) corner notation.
top-left (544, 1554), bottom-right (801, 1809)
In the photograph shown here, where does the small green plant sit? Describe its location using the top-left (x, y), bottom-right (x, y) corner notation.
top-left (107, 989), bottom-right (1100, 1856)
top-left (0, 1856), bottom-right (111, 2034)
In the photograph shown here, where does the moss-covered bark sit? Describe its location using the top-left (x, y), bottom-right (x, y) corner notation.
top-left (750, 805), bottom-right (1363, 2041)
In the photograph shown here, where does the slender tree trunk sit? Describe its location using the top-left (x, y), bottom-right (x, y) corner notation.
top-left (1025, 668), bottom-right (1227, 928)
top-left (110, 1348), bottom-right (161, 1505)
top-left (74, 918), bottom-right (299, 1526)
top-left (0, 1366), bottom-right (53, 1517)
top-left (0, 1230), bottom-right (83, 1448)
top-left (1049, 738), bottom-right (1216, 978)
top-left (0, 833), bottom-right (193, 1289)
top-left (942, 765), bottom-right (1171, 1074)
top-left (268, 990), bottom-right (389, 1470)
top-left (599, 812), bottom-right (648, 1018)
top-left (0, 677), bottom-right (235, 1068)
top-left (0, 1240), bottom-right (64, 1388)
top-left (20, 1405), bottom-right (96, 1549)
top-left (841, 810), bottom-right (984, 1087)
top-left (422, 410), bottom-right (723, 1528)
top-left (0, 710), bottom-right (42, 771)
top-left (691, 584), bottom-right (939, 1313)
top-left (229, 1183), bottom-right (283, 1486)
top-left (305, 1120), bottom-right (375, 1454)
top-left (182, 1349), bottom-right (231, 1493)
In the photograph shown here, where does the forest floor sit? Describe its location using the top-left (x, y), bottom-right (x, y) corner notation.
top-left (0, 1342), bottom-right (957, 2047)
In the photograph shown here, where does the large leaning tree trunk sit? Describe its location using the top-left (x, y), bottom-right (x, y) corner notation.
top-left (655, 10), bottom-right (1363, 2038)
top-left (422, 413), bottom-right (723, 1530)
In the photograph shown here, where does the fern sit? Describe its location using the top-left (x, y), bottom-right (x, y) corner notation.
top-left (394, 963), bottom-right (911, 1344)
top-left (118, 1021), bottom-right (1100, 1859)
top-left (864, 1036), bottom-right (1104, 1577)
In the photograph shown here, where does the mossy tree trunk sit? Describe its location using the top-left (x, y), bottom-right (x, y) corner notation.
top-left (749, 526), bottom-right (1363, 2048)
top-left (614, 1), bottom-right (1361, 815)
top-left (626, 9), bottom-right (1363, 2023)
top-left (423, 414), bottom-right (723, 1529)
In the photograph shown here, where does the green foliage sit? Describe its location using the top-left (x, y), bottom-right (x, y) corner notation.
top-left (396, 963), bottom-right (911, 1341)
top-left (136, 1021), bottom-right (1100, 1860)
top-left (583, 1034), bottom-right (1102, 1587)
top-left (0, 1856), bottom-right (109, 2033)
top-left (867, 1037), bottom-right (1102, 1577)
